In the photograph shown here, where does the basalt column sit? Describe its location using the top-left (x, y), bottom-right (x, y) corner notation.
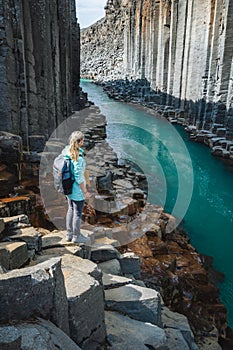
top-left (0, 0), bottom-right (80, 146)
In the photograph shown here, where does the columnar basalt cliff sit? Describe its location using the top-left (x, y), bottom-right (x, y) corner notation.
top-left (81, 0), bottom-right (233, 140)
top-left (0, 0), bottom-right (80, 146)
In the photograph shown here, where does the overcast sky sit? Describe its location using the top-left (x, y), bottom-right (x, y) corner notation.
top-left (76, 0), bottom-right (107, 29)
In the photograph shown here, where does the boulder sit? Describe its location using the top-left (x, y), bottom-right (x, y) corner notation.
top-left (16, 318), bottom-right (82, 350)
top-left (105, 311), bottom-right (167, 350)
top-left (90, 244), bottom-right (120, 262)
top-left (0, 258), bottom-right (69, 335)
top-left (105, 283), bottom-right (162, 326)
top-left (63, 268), bottom-right (106, 349)
top-left (119, 252), bottom-right (141, 278)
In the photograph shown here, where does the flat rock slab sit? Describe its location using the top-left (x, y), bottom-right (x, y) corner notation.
top-left (42, 230), bottom-right (93, 249)
top-left (61, 254), bottom-right (102, 284)
top-left (90, 244), bottom-right (120, 262)
top-left (103, 273), bottom-right (132, 289)
top-left (93, 236), bottom-right (119, 247)
top-left (0, 241), bottom-right (28, 270)
top-left (105, 283), bottom-right (161, 326)
top-left (10, 226), bottom-right (42, 251)
top-left (29, 246), bottom-right (84, 266)
top-left (0, 258), bottom-right (69, 334)
top-left (63, 267), bottom-right (106, 349)
top-left (105, 311), bottom-right (167, 350)
top-left (3, 215), bottom-right (30, 231)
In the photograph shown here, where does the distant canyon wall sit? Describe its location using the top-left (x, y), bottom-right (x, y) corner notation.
top-left (0, 0), bottom-right (80, 145)
top-left (81, 0), bottom-right (233, 139)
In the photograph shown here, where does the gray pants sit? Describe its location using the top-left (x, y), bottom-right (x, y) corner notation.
top-left (66, 198), bottom-right (84, 237)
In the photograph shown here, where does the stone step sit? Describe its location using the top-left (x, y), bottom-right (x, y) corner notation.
top-left (29, 246), bottom-right (85, 264)
top-left (9, 226), bottom-right (42, 251)
top-left (42, 230), bottom-right (94, 249)
top-left (0, 241), bottom-right (28, 270)
top-left (61, 254), bottom-right (102, 284)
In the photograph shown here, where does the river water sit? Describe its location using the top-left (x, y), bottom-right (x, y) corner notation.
top-left (81, 80), bottom-right (233, 328)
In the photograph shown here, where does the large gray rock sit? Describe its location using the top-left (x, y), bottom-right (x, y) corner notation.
top-left (119, 252), bottom-right (141, 278)
top-left (105, 311), bottom-right (167, 350)
top-left (63, 265), bottom-right (106, 349)
top-left (98, 259), bottom-right (122, 276)
top-left (90, 244), bottom-right (120, 262)
top-left (0, 326), bottom-right (21, 350)
top-left (0, 258), bottom-right (69, 335)
top-left (13, 318), bottom-right (82, 350)
top-left (105, 283), bottom-right (162, 326)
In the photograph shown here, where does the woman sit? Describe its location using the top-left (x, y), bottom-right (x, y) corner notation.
top-left (62, 131), bottom-right (90, 244)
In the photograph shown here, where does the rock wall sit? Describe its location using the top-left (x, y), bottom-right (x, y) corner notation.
top-left (0, 0), bottom-right (80, 146)
top-left (81, 0), bottom-right (233, 139)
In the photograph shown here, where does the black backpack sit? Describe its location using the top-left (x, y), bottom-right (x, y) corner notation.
top-left (53, 154), bottom-right (74, 195)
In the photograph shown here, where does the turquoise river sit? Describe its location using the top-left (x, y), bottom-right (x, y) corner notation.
top-left (81, 80), bottom-right (233, 328)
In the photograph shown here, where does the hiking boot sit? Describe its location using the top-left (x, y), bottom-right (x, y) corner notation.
top-left (72, 234), bottom-right (91, 245)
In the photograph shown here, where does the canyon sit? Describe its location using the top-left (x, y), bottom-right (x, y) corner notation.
top-left (81, 0), bottom-right (233, 139)
top-left (1, 0), bottom-right (233, 348)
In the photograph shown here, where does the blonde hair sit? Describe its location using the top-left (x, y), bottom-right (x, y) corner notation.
top-left (69, 131), bottom-right (84, 161)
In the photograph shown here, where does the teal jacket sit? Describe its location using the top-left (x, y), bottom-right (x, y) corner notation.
top-left (61, 145), bottom-right (86, 201)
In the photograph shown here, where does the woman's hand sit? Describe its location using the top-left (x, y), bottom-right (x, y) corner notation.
top-left (84, 191), bottom-right (90, 199)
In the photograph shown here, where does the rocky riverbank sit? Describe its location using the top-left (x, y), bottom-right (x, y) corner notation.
top-left (93, 79), bottom-right (233, 168)
top-left (0, 103), bottom-right (231, 349)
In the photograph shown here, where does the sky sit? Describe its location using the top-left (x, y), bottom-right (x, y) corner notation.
top-left (76, 0), bottom-right (107, 29)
